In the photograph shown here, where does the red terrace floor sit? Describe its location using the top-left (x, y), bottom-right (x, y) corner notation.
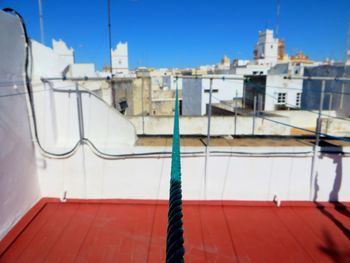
top-left (1, 199), bottom-right (350, 263)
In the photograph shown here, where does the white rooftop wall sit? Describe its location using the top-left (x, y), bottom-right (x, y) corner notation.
top-left (30, 39), bottom-right (136, 152)
top-left (66, 64), bottom-right (96, 78)
top-left (31, 40), bottom-right (72, 79)
top-left (38, 145), bottom-right (350, 202)
top-left (32, 80), bottom-right (137, 153)
top-left (52, 39), bottom-right (74, 65)
top-left (0, 11), bottom-right (41, 240)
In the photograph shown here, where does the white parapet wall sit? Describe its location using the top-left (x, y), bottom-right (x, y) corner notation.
top-left (127, 112), bottom-right (350, 136)
top-left (0, 11), bottom-right (41, 240)
top-left (31, 80), bottom-right (137, 153)
top-left (30, 37), bottom-right (137, 152)
top-left (128, 115), bottom-right (290, 136)
top-left (52, 39), bottom-right (74, 65)
top-left (31, 40), bottom-right (72, 79)
top-left (37, 144), bottom-right (350, 202)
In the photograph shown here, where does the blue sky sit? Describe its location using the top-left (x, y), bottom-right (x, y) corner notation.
top-left (1, 0), bottom-right (350, 70)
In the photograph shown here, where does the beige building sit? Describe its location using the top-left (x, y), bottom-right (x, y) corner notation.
top-left (113, 68), bottom-right (181, 116)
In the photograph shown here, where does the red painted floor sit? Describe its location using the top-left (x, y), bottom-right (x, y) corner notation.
top-left (1, 199), bottom-right (350, 263)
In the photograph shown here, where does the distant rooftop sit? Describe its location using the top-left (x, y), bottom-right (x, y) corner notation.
top-left (136, 136), bottom-right (350, 148)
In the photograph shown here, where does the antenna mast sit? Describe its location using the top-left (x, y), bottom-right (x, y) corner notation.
top-left (108, 0), bottom-right (113, 74)
top-left (276, 0), bottom-right (280, 38)
top-left (346, 16), bottom-right (350, 64)
top-left (38, 0), bottom-right (45, 44)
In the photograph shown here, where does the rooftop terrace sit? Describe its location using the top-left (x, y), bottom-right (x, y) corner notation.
top-left (1, 199), bottom-right (350, 263)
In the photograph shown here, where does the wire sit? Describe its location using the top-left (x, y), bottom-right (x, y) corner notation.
top-left (262, 91), bottom-right (350, 122)
top-left (249, 82), bottom-right (350, 96)
top-left (212, 95), bottom-right (350, 144)
top-left (3, 8), bottom-right (81, 158)
top-left (6, 8), bottom-right (349, 160)
top-left (40, 74), bottom-right (320, 158)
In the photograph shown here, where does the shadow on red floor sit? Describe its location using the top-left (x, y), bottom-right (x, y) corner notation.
top-left (1, 199), bottom-right (350, 263)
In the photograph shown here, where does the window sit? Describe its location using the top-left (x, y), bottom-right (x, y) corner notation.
top-left (277, 92), bottom-right (286, 104)
top-left (296, 93), bottom-right (301, 107)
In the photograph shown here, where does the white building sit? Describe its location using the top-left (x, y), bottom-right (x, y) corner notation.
top-left (111, 42), bottom-right (129, 75)
top-left (265, 63), bottom-right (304, 111)
top-left (182, 75), bottom-right (243, 116)
top-left (243, 63), bottom-right (304, 111)
top-left (253, 29), bottom-right (279, 67)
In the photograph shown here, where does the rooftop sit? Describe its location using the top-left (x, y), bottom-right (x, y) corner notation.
top-left (136, 136), bottom-right (350, 148)
top-left (1, 199), bottom-right (350, 263)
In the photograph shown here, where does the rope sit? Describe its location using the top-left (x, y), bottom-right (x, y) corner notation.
top-left (166, 79), bottom-right (185, 263)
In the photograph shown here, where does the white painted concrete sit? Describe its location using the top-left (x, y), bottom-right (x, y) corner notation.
top-left (0, 11), bottom-right (41, 240)
top-left (273, 110), bottom-right (334, 128)
top-left (37, 144), bottom-right (350, 202)
top-left (31, 40), bottom-right (71, 78)
top-left (129, 112), bottom-right (350, 136)
top-left (32, 81), bottom-right (80, 151)
top-left (82, 92), bottom-right (137, 149)
top-left (65, 64), bottom-right (96, 78)
top-left (30, 38), bottom-right (137, 152)
top-left (52, 39), bottom-right (74, 65)
top-left (31, 80), bottom-right (137, 153)
top-left (129, 116), bottom-right (290, 135)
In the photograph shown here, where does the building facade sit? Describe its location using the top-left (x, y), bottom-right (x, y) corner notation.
top-left (253, 29), bottom-right (279, 66)
top-left (182, 75), bottom-right (243, 116)
top-left (301, 65), bottom-right (350, 117)
top-left (111, 42), bottom-right (129, 75)
top-left (243, 63), bottom-right (304, 111)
